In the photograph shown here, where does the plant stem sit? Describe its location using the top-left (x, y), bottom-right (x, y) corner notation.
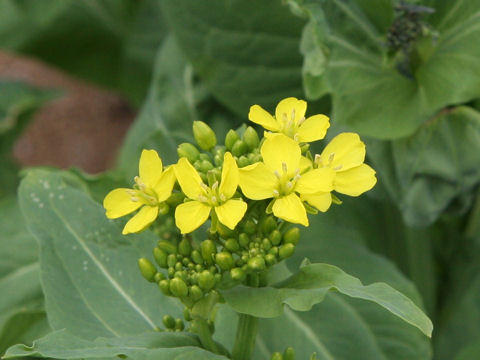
top-left (231, 313), bottom-right (258, 360)
top-left (192, 318), bottom-right (219, 354)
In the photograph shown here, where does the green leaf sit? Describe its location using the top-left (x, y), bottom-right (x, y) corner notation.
top-left (222, 262), bottom-right (432, 337)
top-left (455, 340), bottom-right (480, 360)
top-left (4, 330), bottom-right (227, 359)
top-left (161, 0), bottom-right (305, 116)
top-left (18, 170), bottom-right (182, 340)
top-left (293, 0), bottom-right (480, 139)
top-left (0, 0), bottom-right (165, 105)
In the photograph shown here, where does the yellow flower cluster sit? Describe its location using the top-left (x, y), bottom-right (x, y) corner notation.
top-left (104, 97), bottom-right (376, 234)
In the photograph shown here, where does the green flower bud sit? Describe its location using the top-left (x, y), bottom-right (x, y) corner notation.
top-left (175, 318), bottom-right (185, 331)
top-left (242, 220), bottom-right (256, 235)
top-left (243, 126), bottom-right (260, 150)
top-left (232, 140), bottom-right (248, 157)
top-left (195, 264), bottom-right (203, 272)
top-left (199, 153), bottom-right (210, 161)
top-left (193, 121), bottom-right (217, 150)
top-left (225, 238), bottom-right (240, 252)
top-left (283, 227), bottom-right (300, 245)
top-left (182, 258), bottom-right (190, 266)
top-left (200, 240), bottom-right (217, 265)
top-left (170, 277), bottom-right (188, 298)
top-left (225, 129), bottom-right (240, 150)
top-left (214, 273), bottom-right (222, 282)
top-left (177, 143), bottom-right (200, 163)
top-left (200, 172), bottom-right (208, 184)
top-left (153, 248), bottom-right (168, 268)
top-left (216, 252), bottom-right (235, 270)
top-left (159, 280), bottom-right (171, 295)
top-left (189, 285), bottom-right (204, 301)
top-left (214, 154), bottom-right (223, 167)
top-left (261, 216), bottom-right (277, 234)
top-left (158, 240), bottom-right (177, 254)
top-left (301, 143), bottom-right (310, 153)
top-left (238, 233), bottom-right (250, 247)
top-left (167, 267), bottom-right (175, 277)
top-left (138, 258), bottom-right (157, 282)
top-left (217, 223), bottom-right (235, 238)
top-left (265, 254), bottom-right (277, 266)
top-left (279, 243), bottom-right (295, 260)
top-left (284, 347), bottom-right (295, 360)
top-left (248, 256), bottom-right (266, 272)
top-left (178, 238), bottom-right (192, 256)
top-left (163, 315), bottom-right (176, 329)
top-left (310, 353), bottom-right (318, 360)
top-left (183, 307), bottom-right (192, 321)
top-left (191, 250), bottom-right (203, 265)
top-left (269, 230), bottom-right (282, 246)
top-left (231, 267), bottom-right (246, 281)
top-left (167, 254), bottom-right (177, 268)
top-left (269, 246), bottom-right (279, 256)
top-left (198, 270), bottom-right (215, 290)
top-left (154, 272), bottom-right (166, 282)
top-left (237, 155), bottom-right (250, 168)
top-left (166, 192), bottom-right (185, 207)
top-left (199, 159), bottom-right (214, 173)
top-left (271, 352), bottom-right (283, 360)
top-left (262, 238), bottom-right (272, 251)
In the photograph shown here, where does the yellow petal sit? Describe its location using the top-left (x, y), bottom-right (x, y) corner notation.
top-left (104, 188), bottom-right (143, 219)
top-left (295, 168), bottom-right (334, 194)
top-left (215, 199), bottom-right (247, 230)
top-left (297, 114), bottom-right (330, 142)
top-left (174, 157), bottom-right (205, 200)
top-left (153, 165), bottom-right (176, 202)
top-left (319, 133), bottom-right (365, 171)
top-left (219, 152), bottom-right (239, 199)
top-left (175, 201), bottom-right (211, 234)
top-left (300, 156), bottom-right (313, 172)
top-left (301, 192), bottom-right (332, 212)
top-left (139, 149), bottom-right (163, 188)
top-left (249, 105), bottom-right (280, 131)
top-left (239, 163), bottom-right (277, 200)
top-left (261, 134), bottom-right (300, 175)
top-left (275, 97), bottom-right (307, 125)
top-left (272, 193), bottom-right (308, 226)
top-left (122, 205), bottom-right (159, 235)
top-left (334, 164), bottom-right (377, 196)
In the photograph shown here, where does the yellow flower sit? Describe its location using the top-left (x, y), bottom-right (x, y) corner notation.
top-left (248, 97), bottom-right (330, 142)
top-left (239, 134), bottom-right (334, 226)
top-left (103, 149), bottom-right (176, 235)
top-left (301, 133), bottom-right (377, 212)
top-left (174, 152), bottom-right (247, 234)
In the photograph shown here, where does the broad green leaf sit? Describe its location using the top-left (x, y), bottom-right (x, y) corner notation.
top-left (0, 196), bottom-right (49, 356)
top-left (161, 0), bottom-right (305, 116)
top-left (455, 340), bottom-right (480, 360)
top-left (0, 0), bottom-right (165, 105)
top-left (118, 36), bottom-right (208, 180)
top-left (293, 0), bottom-right (480, 139)
top-left (4, 330), bottom-right (227, 359)
top-left (18, 170), bottom-right (182, 340)
top-left (222, 262), bottom-right (432, 337)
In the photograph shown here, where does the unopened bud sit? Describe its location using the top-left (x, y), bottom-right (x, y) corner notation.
top-left (175, 318), bottom-right (185, 331)
top-left (284, 347), bottom-right (295, 360)
top-left (193, 121), bottom-right (217, 150)
top-left (238, 233), bottom-right (250, 247)
top-left (177, 143), bottom-right (200, 163)
top-left (237, 155), bottom-right (250, 168)
top-left (271, 352), bottom-right (283, 360)
top-left (153, 248), bottom-right (168, 268)
top-left (216, 252), bottom-right (235, 270)
top-left (183, 307), bottom-right (192, 321)
top-left (189, 285), bottom-right (204, 301)
top-left (225, 129), bottom-right (240, 150)
top-left (158, 240), bottom-right (177, 254)
top-left (191, 250), bottom-right (203, 264)
top-left (170, 278), bottom-right (188, 298)
top-left (243, 126), bottom-right (260, 150)
top-left (269, 230), bottom-right (282, 245)
top-left (225, 238), bottom-right (240, 252)
top-left (217, 223), bottom-right (235, 238)
top-left (265, 254), bottom-right (277, 266)
top-left (167, 254), bottom-right (177, 268)
top-left (198, 270), bottom-right (215, 290)
top-left (283, 227), bottom-right (300, 245)
top-left (138, 258), bottom-right (157, 282)
top-left (231, 267), bottom-right (246, 281)
top-left (200, 240), bottom-right (217, 265)
top-left (154, 272), bottom-right (166, 282)
top-left (242, 220), bottom-right (256, 235)
top-left (279, 243), bottom-right (295, 260)
top-left (248, 256), bottom-right (266, 272)
top-left (178, 238), bottom-right (192, 256)
top-left (262, 238), bottom-right (272, 251)
top-left (261, 216), bottom-right (277, 234)
top-left (159, 279), bottom-right (171, 295)
top-left (166, 192), bottom-right (185, 207)
top-left (163, 315), bottom-right (176, 329)
top-left (232, 140), bottom-right (248, 157)
top-left (199, 159), bottom-right (214, 173)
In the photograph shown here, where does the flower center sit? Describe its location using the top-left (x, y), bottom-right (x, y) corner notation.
top-left (315, 153), bottom-right (343, 171)
top-left (197, 181), bottom-right (227, 207)
top-left (131, 176), bottom-right (158, 206)
top-left (278, 109), bottom-right (305, 140)
top-left (272, 162), bottom-right (301, 197)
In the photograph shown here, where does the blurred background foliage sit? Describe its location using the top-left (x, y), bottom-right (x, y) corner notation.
top-left (1, 0), bottom-right (480, 359)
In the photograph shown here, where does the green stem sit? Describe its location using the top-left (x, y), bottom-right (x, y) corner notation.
top-left (192, 318), bottom-right (219, 354)
top-left (231, 313), bottom-right (258, 360)
top-left (465, 189), bottom-right (480, 239)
